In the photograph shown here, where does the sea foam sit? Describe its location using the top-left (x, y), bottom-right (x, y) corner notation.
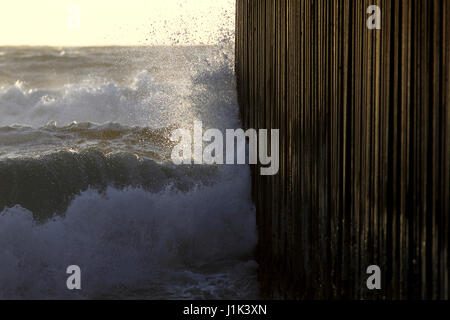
top-left (0, 165), bottom-right (258, 299)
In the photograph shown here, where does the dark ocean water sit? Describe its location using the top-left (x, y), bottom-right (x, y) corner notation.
top-left (0, 46), bottom-right (259, 299)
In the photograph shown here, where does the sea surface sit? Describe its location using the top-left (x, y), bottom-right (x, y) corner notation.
top-left (0, 46), bottom-right (259, 299)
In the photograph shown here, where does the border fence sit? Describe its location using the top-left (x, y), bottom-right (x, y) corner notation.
top-left (235, 0), bottom-right (449, 299)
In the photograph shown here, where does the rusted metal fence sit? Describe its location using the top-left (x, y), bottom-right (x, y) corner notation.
top-left (235, 0), bottom-right (449, 299)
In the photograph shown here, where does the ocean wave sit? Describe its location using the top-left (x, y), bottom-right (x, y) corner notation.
top-left (0, 166), bottom-right (258, 299)
top-left (0, 71), bottom-right (190, 128)
top-left (0, 122), bottom-right (174, 160)
top-left (0, 45), bottom-right (258, 300)
top-left (0, 149), bottom-right (221, 220)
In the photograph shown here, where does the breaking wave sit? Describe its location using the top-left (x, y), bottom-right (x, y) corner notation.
top-left (0, 71), bottom-right (188, 128)
top-left (0, 44), bottom-right (259, 300)
top-left (0, 165), bottom-right (258, 299)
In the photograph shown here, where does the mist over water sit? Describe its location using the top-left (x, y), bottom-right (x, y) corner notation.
top-left (0, 45), bottom-right (259, 299)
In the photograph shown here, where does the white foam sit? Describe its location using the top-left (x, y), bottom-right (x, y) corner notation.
top-left (0, 45), bottom-right (258, 299)
top-left (0, 165), bottom-right (258, 299)
top-left (0, 71), bottom-right (193, 128)
top-left (0, 45), bottom-right (239, 131)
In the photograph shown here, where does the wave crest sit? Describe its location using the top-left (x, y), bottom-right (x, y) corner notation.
top-left (0, 71), bottom-right (187, 128)
top-left (0, 171), bottom-right (258, 299)
top-left (0, 149), bottom-right (218, 220)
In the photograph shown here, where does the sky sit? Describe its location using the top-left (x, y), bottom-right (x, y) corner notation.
top-left (0, 0), bottom-right (235, 46)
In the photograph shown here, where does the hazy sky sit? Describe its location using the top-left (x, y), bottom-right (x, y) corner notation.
top-left (0, 0), bottom-right (235, 46)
